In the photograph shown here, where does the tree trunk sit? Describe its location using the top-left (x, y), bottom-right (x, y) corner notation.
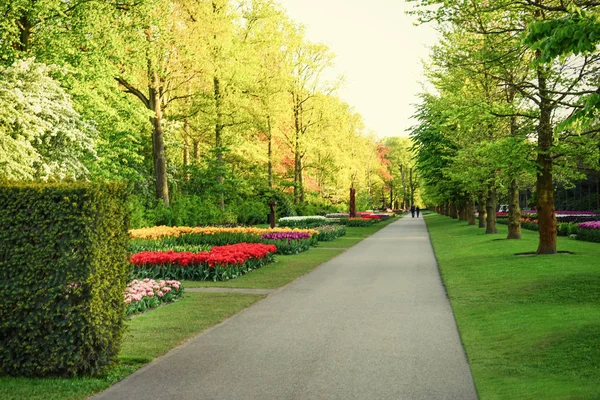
top-left (299, 156), bottom-right (305, 204)
top-left (293, 97), bottom-right (301, 204)
top-left (458, 201), bottom-right (466, 221)
top-left (507, 178), bottom-right (522, 239)
top-left (214, 75), bottom-right (225, 211)
top-left (349, 188), bottom-right (356, 218)
top-left (17, 15), bottom-right (33, 52)
top-left (183, 140), bottom-right (190, 168)
top-left (449, 201), bottom-right (458, 219)
top-left (399, 164), bottom-right (407, 209)
top-left (535, 60), bottom-right (557, 254)
top-left (267, 114), bottom-right (273, 188)
top-left (149, 72), bottom-right (169, 206)
top-left (477, 194), bottom-right (487, 228)
top-left (193, 139), bottom-right (200, 163)
top-left (182, 120), bottom-right (190, 181)
top-left (485, 185), bottom-right (497, 234)
top-left (467, 196), bottom-right (476, 225)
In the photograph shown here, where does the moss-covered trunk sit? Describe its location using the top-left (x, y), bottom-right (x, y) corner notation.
top-left (507, 178), bottom-right (522, 239)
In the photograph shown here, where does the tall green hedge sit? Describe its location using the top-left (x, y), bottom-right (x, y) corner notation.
top-left (0, 182), bottom-right (130, 377)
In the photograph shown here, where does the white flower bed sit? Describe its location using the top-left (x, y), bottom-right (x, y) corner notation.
top-left (278, 216), bottom-right (327, 222)
top-left (326, 213), bottom-right (349, 218)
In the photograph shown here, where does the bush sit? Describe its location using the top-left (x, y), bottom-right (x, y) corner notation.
top-left (557, 222), bottom-right (579, 236)
top-left (260, 189), bottom-right (296, 219)
top-left (234, 199), bottom-right (269, 225)
top-left (0, 182), bottom-right (130, 377)
top-left (576, 228), bottom-right (600, 243)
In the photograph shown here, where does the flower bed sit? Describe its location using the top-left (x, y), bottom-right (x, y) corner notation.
top-left (124, 279), bottom-right (184, 316)
top-left (130, 243), bottom-right (277, 281)
top-left (130, 242), bottom-right (212, 254)
top-left (259, 232), bottom-right (312, 254)
top-left (371, 214), bottom-right (392, 220)
top-left (360, 215), bottom-right (381, 220)
top-left (130, 226), bottom-right (318, 248)
top-left (577, 221), bottom-right (600, 243)
top-left (499, 215), bottom-right (600, 242)
top-left (278, 216), bottom-right (327, 228)
top-left (325, 213), bottom-right (349, 218)
top-left (315, 225), bottom-right (346, 241)
top-left (343, 218), bottom-right (377, 227)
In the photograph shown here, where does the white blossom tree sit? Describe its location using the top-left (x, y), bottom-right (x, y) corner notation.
top-left (0, 59), bottom-right (95, 180)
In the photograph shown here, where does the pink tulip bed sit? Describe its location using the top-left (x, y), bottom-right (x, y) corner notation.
top-left (124, 279), bottom-right (184, 316)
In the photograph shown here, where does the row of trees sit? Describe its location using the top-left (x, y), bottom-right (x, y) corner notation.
top-left (409, 0), bottom-right (600, 254)
top-left (1, 0), bottom-right (417, 224)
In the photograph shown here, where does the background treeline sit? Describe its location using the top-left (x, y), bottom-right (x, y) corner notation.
top-left (408, 0), bottom-right (600, 254)
top-left (0, 0), bottom-right (418, 227)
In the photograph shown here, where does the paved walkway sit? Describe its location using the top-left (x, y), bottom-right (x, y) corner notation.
top-left (95, 216), bottom-right (478, 400)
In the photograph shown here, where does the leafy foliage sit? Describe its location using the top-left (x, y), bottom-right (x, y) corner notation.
top-left (0, 59), bottom-right (95, 180)
top-left (0, 182), bottom-right (130, 377)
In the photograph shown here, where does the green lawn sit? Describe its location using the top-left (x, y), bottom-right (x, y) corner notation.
top-left (425, 214), bottom-right (600, 400)
top-left (1, 216), bottom-right (400, 400)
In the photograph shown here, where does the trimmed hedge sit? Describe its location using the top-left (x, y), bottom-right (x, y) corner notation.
top-left (576, 228), bottom-right (600, 243)
top-left (0, 182), bottom-right (130, 377)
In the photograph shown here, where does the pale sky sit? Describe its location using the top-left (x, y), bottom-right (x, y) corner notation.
top-left (277, 0), bottom-right (439, 138)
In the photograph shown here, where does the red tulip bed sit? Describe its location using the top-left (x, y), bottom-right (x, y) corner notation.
top-left (130, 243), bottom-right (277, 281)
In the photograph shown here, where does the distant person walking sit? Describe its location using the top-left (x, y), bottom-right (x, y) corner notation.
top-left (410, 204), bottom-right (415, 218)
top-left (416, 206), bottom-right (421, 218)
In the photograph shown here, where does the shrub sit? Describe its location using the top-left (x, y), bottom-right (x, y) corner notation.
top-left (576, 228), bottom-right (600, 243)
top-left (234, 199), bottom-right (269, 225)
top-left (557, 222), bottom-right (579, 237)
top-left (0, 182), bottom-right (130, 377)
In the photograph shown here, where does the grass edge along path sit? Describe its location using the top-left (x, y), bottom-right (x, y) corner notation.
top-left (0, 216), bottom-right (400, 400)
top-left (424, 214), bottom-right (600, 400)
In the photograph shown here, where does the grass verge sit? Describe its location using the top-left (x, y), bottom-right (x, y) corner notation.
top-left (424, 214), bottom-right (600, 400)
top-left (0, 293), bottom-right (263, 400)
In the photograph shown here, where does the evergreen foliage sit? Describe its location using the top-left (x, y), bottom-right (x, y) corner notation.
top-left (0, 182), bottom-right (130, 377)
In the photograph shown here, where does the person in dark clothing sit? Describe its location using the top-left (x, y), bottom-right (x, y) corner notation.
top-left (410, 204), bottom-right (415, 218)
top-left (416, 206), bottom-right (421, 218)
